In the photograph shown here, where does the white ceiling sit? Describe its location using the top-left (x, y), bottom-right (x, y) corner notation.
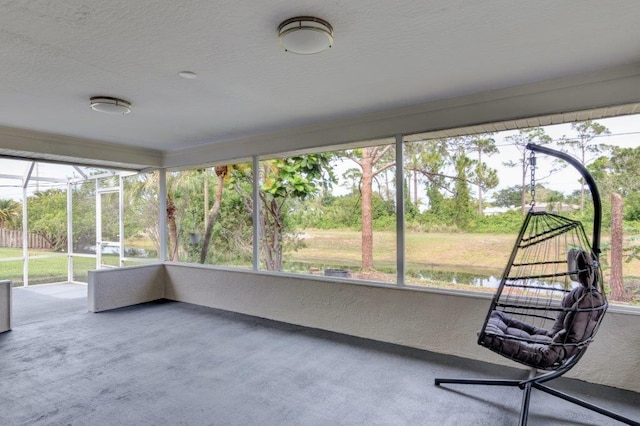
top-left (1, 0), bottom-right (640, 154)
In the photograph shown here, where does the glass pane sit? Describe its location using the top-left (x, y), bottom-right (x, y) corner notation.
top-left (100, 253), bottom-right (120, 268)
top-left (0, 257), bottom-right (25, 287)
top-left (71, 255), bottom-right (95, 283)
top-left (27, 187), bottom-right (67, 253)
top-left (166, 169), bottom-right (203, 263)
top-left (198, 164), bottom-right (253, 268)
top-left (123, 172), bottom-right (159, 261)
top-left (72, 181), bottom-right (96, 255)
top-left (0, 194), bottom-right (24, 286)
top-left (100, 192), bottom-right (119, 243)
top-left (402, 134), bottom-right (517, 292)
top-left (166, 164), bottom-right (253, 267)
top-left (260, 140), bottom-right (397, 284)
top-left (403, 115), bottom-right (640, 307)
top-left (28, 255), bottom-right (67, 285)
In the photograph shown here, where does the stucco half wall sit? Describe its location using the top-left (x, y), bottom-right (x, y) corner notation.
top-left (88, 265), bottom-right (165, 313)
top-left (0, 280), bottom-right (11, 333)
top-left (88, 263), bottom-right (640, 393)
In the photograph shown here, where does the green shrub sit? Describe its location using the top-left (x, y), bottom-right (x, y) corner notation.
top-left (470, 210), bottom-right (524, 233)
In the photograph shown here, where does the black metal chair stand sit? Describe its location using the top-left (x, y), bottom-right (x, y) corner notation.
top-left (435, 363), bottom-right (639, 425)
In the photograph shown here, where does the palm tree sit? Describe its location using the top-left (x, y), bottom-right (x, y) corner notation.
top-left (0, 199), bottom-right (20, 229)
top-left (199, 166), bottom-right (228, 263)
top-left (125, 171), bottom-right (188, 262)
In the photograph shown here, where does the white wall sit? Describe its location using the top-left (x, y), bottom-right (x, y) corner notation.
top-left (162, 264), bottom-right (640, 393)
top-left (0, 280), bottom-right (11, 333)
top-left (88, 264), bottom-right (165, 312)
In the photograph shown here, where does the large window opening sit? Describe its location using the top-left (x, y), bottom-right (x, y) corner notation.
top-left (165, 162), bottom-right (253, 267)
top-left (258, 140), bottom-right (398, 281)
top-left (402, 114), bottom-right (640, 305)
top-left (0, 159), bottom-right (151, 286)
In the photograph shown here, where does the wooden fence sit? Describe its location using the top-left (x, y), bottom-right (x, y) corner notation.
top-left (0, 228), bottom-right (52, 249)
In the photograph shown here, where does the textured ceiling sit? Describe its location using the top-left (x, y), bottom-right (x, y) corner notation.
top-left (1, 0), bottom-right (640, 152)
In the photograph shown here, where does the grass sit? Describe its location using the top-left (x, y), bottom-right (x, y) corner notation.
top-left (293, 228), bottom-right (640, 274)
top-left (0, 249), bottom-right (121, 286)
top-left (292, 229), bottom-right (514, 276)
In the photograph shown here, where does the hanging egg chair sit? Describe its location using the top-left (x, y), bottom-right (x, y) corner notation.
top-left (435, 144), bottom-right (638, 426)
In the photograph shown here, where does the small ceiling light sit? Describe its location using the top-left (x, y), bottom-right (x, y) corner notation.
top-left (278, 16), bottom-right (333, 54)
top-left (178, 71), bottom-right (198, 79)
top-left (89, 96), bottom-right (132, 114)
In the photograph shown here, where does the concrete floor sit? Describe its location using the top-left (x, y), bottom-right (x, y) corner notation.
top-left (2, 283), bottom-right (639, 425)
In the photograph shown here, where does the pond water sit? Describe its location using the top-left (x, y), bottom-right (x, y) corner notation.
top-left (284, 260), bottom-right (502, 287)
top-left (284, 262), bottom-right (575, 291)
top-left (411, 269), bottom-right (502, 287)
top-left (284, 260), bottom-right (570, 291)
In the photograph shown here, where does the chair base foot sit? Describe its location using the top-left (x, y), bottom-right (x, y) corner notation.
top-left (434, 377), bottom-right (639, 426)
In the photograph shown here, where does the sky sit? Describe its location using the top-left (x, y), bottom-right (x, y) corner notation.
top-left (483, 114), bottom-right (640, 200)
top-left (0, 161), bottom-right (95, 201)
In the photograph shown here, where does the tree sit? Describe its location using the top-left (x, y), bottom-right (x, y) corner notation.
top-left (604, 146), bottom-right (640, 197)
top-left (0, 199), bottom-right (20, 229)
top-left (200, 166), bottom-right (228, 263)
top-left (403, 143), bottom-right (424, 208)
top-left (452, 152), bottom-right (474, 228)
top-left (468, 135), bottom-right (498, 215)
top-left (27, 189), bottom-right (67, 251)
top-left (71, 180), bottom-right (98, 251)
top-left (407, 139), bottom-right (449, 215)
top-left (126, 170), bottom-right (199, 261)
top-left (231, 154), bottom-right (334, 271)
top-left (122, 172), bottom-right (160, 256)
top-left (558, 120), bottom-right (611, 212)
top-left (346, 145), bottom-right (395, 271)
top-left (610, 193), bottom-right (625, 301)
top-left (503, 128), bottom-right (552, 214)
top-left (492, 186), bottom-right (523, 208)
top-left (588, 147), bottom-right (640, 222)
top-left (446, 138), bottom-right (476, 228)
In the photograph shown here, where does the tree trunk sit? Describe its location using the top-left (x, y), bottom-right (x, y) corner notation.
top-left (259, 206), bottom-right (273, 270)
top-left (477, 148), bottom-right (483, 215)
top-left (361, 158), bottom-right (374, 271)
top-left (199, 167), bottom-right (226, 263)
top-left (259, 196), bottom-right (283, 271)
top-left (580, 146), bottom-right (586, 214)
top-left (580, 178), bottom-right (586, 214)
top-left (610, 193), bottom-right (625, 301)
top-left (204, 170), bottom-right (209, 228)
top-left (413, 170), bottom-right (418, 208)
top-left (166, 194), bottom-right (179, 261)
top-left (521, 152), bottom-right (528, 215)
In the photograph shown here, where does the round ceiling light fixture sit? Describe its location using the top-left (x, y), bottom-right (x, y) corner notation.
top-left (278, 16), bottom-right (333, 55)
top-left (178, 71), bottom-right (198, 79)
top-left (89, 96), bottom-right (132, 114)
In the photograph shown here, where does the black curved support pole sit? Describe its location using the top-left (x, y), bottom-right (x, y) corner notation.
top-left (526, 143), bottom-right (602, 255)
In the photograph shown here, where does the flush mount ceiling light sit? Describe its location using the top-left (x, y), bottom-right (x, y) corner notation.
top-left (89, 96), bottom-right (132, 114)
top-left (278, 16), bottom-right (333, 54)
top-left (178, 71), bottom-right (198, 79)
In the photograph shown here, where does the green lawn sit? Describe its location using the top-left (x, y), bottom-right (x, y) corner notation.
top-left (291, 228), bottom-right (640, 272)
top-left (0, 249), bottom-right (119, 286)
top-left (290, 229), bottom-right (514, 274)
